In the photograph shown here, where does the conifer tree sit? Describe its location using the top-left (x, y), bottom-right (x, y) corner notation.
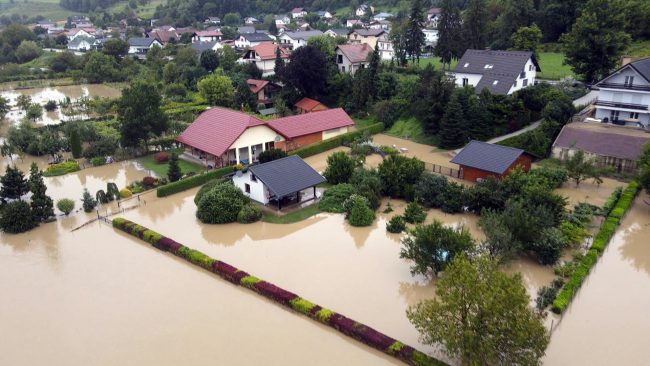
top-left (69, 128), bottom-right (82, 158)
top-left (167, 153), bottom-right (182, 182)
top-left (0, 165), bottom-right (29, 200)
top-left (274, 45), bottom-right (284, 77)
top-left (28, 162), bottom-right (54, 222)
top-left (463, 0), bottom-right (487, 49)
top-left (435, 0), bottom-right (463, 70)
top-left (439, 91), bottom-right (467, 149)
top-left (406, 0), bottom-right (426, 63)
top-left (81, 188), bottom-right (97, 212)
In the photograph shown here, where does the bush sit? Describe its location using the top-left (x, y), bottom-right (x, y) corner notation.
top-left (237, 203), bottom-right (263, 224)
top-left (347, 198), bottom-right (375, 227)
top-left (43, 161), bottom-right (80, 177)
top-left (403, 202), bottom-right (426, 224)
top-left (343, 194), bottom-right (371, 217)
top-left (386, 215), bottom-right (406, 233)
top-left (119, 188), bottom-right (132, 199)
top-left (601, 187), bottom-right (623, 216)
top-left (349, 168), bottom-right (382, 210)
top-left (154, 151), bottom-right (170, 163)
top-left (83, 138), bottom-right (118, 159)
top-left (157, 166), bottom-right (233, 197)
top-left (289, 123), bottom-right (384, 159)
top-left (414, 173), bottom-right (449, 208)
top-left (90, 156), bottom-right (106, 166)
top-left (319, 184), bottom-right (357, 213)
top-left (196, 182), bottom-right (250, 224)
top-left (378, 154), bottom-right (425, 200)
top-left (44, 100), bottom-right (58, 111)
top-left (323, 151), bottom-right (355, 185)
top-left (258, 148), bottom-right (287, 163)
top-left (0, 200), bottom-right (36, 233)
top-left (81, 188), bottom-right (97, 212)
top-left (56, 198), bottom-right (75, 215)
top-left (142, 176), bottom-right (156, 187)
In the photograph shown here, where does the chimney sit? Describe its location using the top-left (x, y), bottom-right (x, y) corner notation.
top-left (621, 56), bottom-right (632, 66)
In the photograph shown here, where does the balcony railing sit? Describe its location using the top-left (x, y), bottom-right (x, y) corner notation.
top-left (594, 100), bottom-right (649, 111)
top-left (598, 82), bottom-right (650, 92)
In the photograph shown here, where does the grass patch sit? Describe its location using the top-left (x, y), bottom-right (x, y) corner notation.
top-left (626, 40), bottom-right (650, 60)
top-left (385, 118), bottom-right (438, 146)
top-left (262, 204), bottom-right (321, 224)
top-left (105, 0), bottom-right (164, 18)
top-left (0, 0), bottom-right (81, 20)
top-left (411, 57), bottom-right (458, 71)
top-left (353, 117), bottom-right (378, 129)
top-left (537, 52), bottom-right (574, 80)
top-left (137, 151), bottom-right (205, 177)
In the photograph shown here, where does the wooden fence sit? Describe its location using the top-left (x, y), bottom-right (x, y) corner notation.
top-left (426, 162), bottom-right (463, 179)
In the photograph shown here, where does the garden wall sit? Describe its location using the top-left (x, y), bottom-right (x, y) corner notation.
top-left (112, 217), bottom-right (446, 366)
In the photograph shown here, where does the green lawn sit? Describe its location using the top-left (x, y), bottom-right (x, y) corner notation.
top-left (105, 0), bottom-right (164, 18)
top-left (137, 152), bottom-right (206, 178)
top-left (385, 118), bottom-right (438, 146)
top-left (0, 0), bottom-right (81, 21)
top-left (627, 40), bottom-right (650, 60)
top-left (412, 57), bottom-right (458, 71)
top-left (537, 52), bottom-right (573, 80)
top-left (262, 204), bottom-right (322, 224)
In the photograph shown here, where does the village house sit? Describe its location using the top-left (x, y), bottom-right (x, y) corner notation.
top-left (274, 15), bottom-right (291, 26)
top-left (67, 35), bottom-right (95, 52)
top-left (176, 107), bottom-right (354, 167)
top-left (552, 122), bottom-right (650, 174)
top-left (592, 57), bottom-right (650, 128)
top-left (66, 28), bottom-right (93, 41)
top-left (48, 27), bottom-right (65, 36)
top-left (451, 49), bottom-right (540, 95)
top-left (346, 19), bottom-right (365, 28)
top-left (427, 8), bottom-right (442, 28)
top-left (231, 155), bottom-right (326, 210)
top-left (192, 30), bottom-right (222, 43)
top-left (36, 20), bottom-right (55, 30)
top-left (348, 29), bottom-right (385, 49)
top-left (247, 79), bottom-right (281, 108)
top-left (325, 28), bottom-right (349, 38)
top-left (373, 12), bottom-right (393, 21)
top-left (368, 20), bottom-right (391, 30)
top-left (356, 4), bottom-right (374, 17)
top-left (295, 97), bottom-right (328, 114)
top-left (204, 16), bottom-right (221, 25)
top-left (451, 140), bottom-right (533, 182)
top-left (316, 11), bottom-right (333, 19)
top-left (244, 17), bottom-right (260, 25)
top-left (336, 43), bottom-right (371, 74)
top-left (235, 32), bottom-right (274, 49)
top-left (127, 37), bottom-right (162, 58)
top-left (148, 29), bottom-right (180, 45)
top-left (278, 30), bottom-right (323, 50)
top-left (239, 43), bottom-right (290, 77)
top-left (376, 32), bottom-right (393, 60)
top-left (291, 7), bottom-right (308, 18)
top-left (191, 41), bottom-right (222, 54)
top-left (237, 26), bottom-right (256, 35)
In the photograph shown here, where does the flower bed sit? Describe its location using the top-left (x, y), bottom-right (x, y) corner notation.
top-left (43, 160), bottom-right (81, 177)
top-left (551, 181), bottom-right (640, 314)
top-left (112, 217), bottom-right (446, 366)
top-left (156, 166), bottom-right (233, 197)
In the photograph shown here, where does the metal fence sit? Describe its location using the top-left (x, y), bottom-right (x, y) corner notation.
top-left (426, 162), bottom-right (463, 179)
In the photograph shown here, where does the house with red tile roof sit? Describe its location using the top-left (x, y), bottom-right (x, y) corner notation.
top-left (335, 44), bottom-right (371, 75)
top-left (247, 79), bottom-right (281, 107)
top-left (239, 44), bottom-right (290, 77)
top-left (295, 97), bottom-right (328, 114)
top-left (192, 30), bottom-right (222, 43)
top-left (177, 107), bottom-right (354, 167)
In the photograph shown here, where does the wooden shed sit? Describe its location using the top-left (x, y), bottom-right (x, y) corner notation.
top-left (451, 140), bottom-right (533, 182)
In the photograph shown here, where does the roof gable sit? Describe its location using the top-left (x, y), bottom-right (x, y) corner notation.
top-left (295, 97), bottom-right (324, 111)
top-left (336, 43), bottom-right (371, 63)
top-left (597, 57), bottom-right (650, 85)
top-left (248, 155), bottom-right (326, 198)
top-left (454, 49), bottom-right (538, 94)
top-left (451, 140), bottom-right (527, 174)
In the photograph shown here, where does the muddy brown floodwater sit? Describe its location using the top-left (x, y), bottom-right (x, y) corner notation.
top-left (0, 84), bottom-right (121, 125)
top-left (544, 193), bottom-right (650, 365)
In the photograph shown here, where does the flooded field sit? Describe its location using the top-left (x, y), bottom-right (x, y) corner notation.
top-left (555, 177), bottom-right (627, 207)
top-left (1, 84), bottom-right (121, 125)
top-left (544, 194), bottom-right (650, 365)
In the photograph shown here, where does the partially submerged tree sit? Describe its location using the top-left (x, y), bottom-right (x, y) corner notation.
top-left (0, 165), bottom-right (29, 200)
top-left (28, 163), bottom-right (54, 222)
top-left (118, 80), bottom-right (168, 149)
top-left (167, 153), bottom-right (182, 182)
top-left (565, 150), bottom-right (602, 187)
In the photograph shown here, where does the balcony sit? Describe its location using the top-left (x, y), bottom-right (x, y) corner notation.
top-left (594, 100), bottom-right (649, 111)
top-left (598, 82), bottom-right (650, 92)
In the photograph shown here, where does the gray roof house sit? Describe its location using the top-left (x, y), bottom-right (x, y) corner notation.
top-left (451, 140), bottom-right (533, 181)
top-left (231, 155), bottom-right (326, 209)
top-left (451, 50), bottom-right (541, 95)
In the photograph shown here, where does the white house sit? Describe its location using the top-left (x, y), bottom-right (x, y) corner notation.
top-left (291, 7), bottom-right (307, 19)
top-left (204, 17), bottom-right (221, 25)
top-left (192, 41), bottom-right (223, 54)
top-left (244, 17), bottom-right (259, 25)
top-left (67, 36), bottom-right (95, 52)
top-left (127, 37), bottom-right (163, 58)
top-left (235, 32), bottom-right (273, 48)
top-left (346, 19), bottom-right (365, 28)
top-left (593, 57), bottom-right (650, 128)
top-left (239, 43), bottom-right (290, 77)
top-left (316, 11), bottom-right (333, 19)
top-left (192, 30), bottom-right (222, 43)
top-left (376, 32), bottom-right (393, 61)
top-left (451, 49), bottom-right (540, 95)
top-left (427, 8), bottom-right (442, 28)
top-left (336, 44), bottom-right (371, 75)
top-left (278, 30), bottom-right (323, 50)
top-left (275, 15), bottom-right (291, 26)
top-left (423, 28), bottom-right (438, 45)
top-left (356, 4), bottom-right (374, 17)
top-left (66, 28), bottom-right (91, 41)
top-left (373, 12), bottom-right (393, 21)
top-left (368, 20), bottom-right (390, 30)
top-left (325, 29), bottom-right (349, 38)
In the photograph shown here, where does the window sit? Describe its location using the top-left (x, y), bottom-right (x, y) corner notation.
top-left (610, 110), bottom-right (620, 121)
top-left (484, 64), bottom-right (494, 69)
top-left (251, 174), bottom-right (257, 182)
top-left (462, 78), bottom-right (469, 87)
top-left (492, 80), bottom-right (499, 86)
top-left (337, 54), bottom-right (343, 64)
top-left (245, 183), bottom-right (251, 193)
top-left (630, 112), bottom-right (640, 119)
top-left (624, 75), bottom-right (634, 86)
top-left (464, 62), bottom-right (469, 68)
top-left (513, 80), bottom-right (517, 87)
top-left (523, 79), bottom-right (528, 86)
top-left (341, 66), bottom-right (346, 72)
top-left (529, 65), bottom-right (533, 71)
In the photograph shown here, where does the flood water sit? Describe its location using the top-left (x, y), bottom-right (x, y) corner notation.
top-left (1, 84), bottom-right (121, 125)
top-left (544, 194), bottom-right (650, 365)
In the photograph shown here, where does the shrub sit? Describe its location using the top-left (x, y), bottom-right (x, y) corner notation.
top-left (323, 151), bottom-right (355, 185)
top-left (350, 168), bottom-right (382, 210)
top-left (237, 203), bottom-right (263, 224)
top-left (196, 182), bottom-right (250, 224)
top-left (154, 151), bottom-right (169, 163)
top-left (142, 176), bottom-right (156, 187)
top-left (403, 202), bottom-right (426, 224)
top-left (386, 215), bottom-right (406, 233)
top-left (560, 221), bottom-right (588, 245)
top-left (119, 188), bottom-right (132, 199)
top-left (528, 166), bottom-right (568, 189)
top-left (90, 156), bottom-right (106, 166)
top-left (81, 188), bottom-right (97, 212)
top-left (83, 138), bottom-right (118, 159)
top-left (601, 187), bottom-right (622, 216)
top-left (56, 198), bottom-right (75, 215)
top-left (378, 154), bottom-right (425, 200)
top-left (343, 194), bottom-right (371, 217)
top-left (347, 198), bottom-right (375, 227)
top-left (0, 201), bottom-right (36, 233)
top-left (194, 179), bottom-right (222, 205)
top-left (96, 189), bottom-right (108, 204)
top-left (157, 166), bottom-right (233, 197)
top-left (415, 173), bottom-right (449, 208)
top-left (258, 148), bottom-right (287, 163)
top-left (319, 184), bottom-right (357, 213)
top-left (43, 161), bottom-right (81, 177)
top-left (44, 100), bottom-right (58, 111)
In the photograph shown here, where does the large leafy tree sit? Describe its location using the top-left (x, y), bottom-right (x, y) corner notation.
top-left (200, 49), bottom-right (219, 72)
top-left (197, 72), bottom-right (235, 107)
top-left (412, 65), bottom-right (455, 134)
top-left (1, 165), bottom-right (29, 200)
top-left (280, 45), bottom-right (328, 99)
top-left (407, 255), bottom-right (549, 365)
top-left (389, 19), bottom-right (409, 67)
top-left (497, 0), bottom-right (535, 48)
top-left (323, 151), bottom-right (355, 185)
top-left (102, 38), bottom-right (129, 59)
top-left (435, 0), bottom-right (464, 69)
top-left (511, 24), bottom-right (542, 61)
top-left (83, 52), bottom-right (119, 83)
top-left (539, 0), bottom-right (586, 42)
top-left (463, 0), bottom-right (487, 49)
top-left (405, 0), bottom-right (426, 63)
top-left (28, 162), bottom-right (54, 222)
top-left (561, 0), bottom-right (631, 82)
top-left (118, 81), bottom-right (168, 148)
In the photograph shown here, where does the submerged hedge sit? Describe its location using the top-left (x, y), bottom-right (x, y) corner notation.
top-left (552, 181), bottom-right (640, 314)
top-left (289, 122), bottom-right (385, 159)
top-left (112, 217), bottom-right (446, 366)
top-left (156, 166), bottom-right (233, 197)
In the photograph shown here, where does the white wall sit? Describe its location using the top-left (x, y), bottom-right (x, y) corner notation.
top-left (452, 72), bottom-right (483, 88)
top-left (507, 58), bottom-right (537, 94)
top-left (232, 171), bottom-right (269, 204)
top-left (336, 49), bottom-right (368, 75)
top-left (322, 126), bottom-right (349, 140)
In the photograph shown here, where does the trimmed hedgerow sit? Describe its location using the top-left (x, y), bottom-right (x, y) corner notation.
top-left (551, 181), bottom-right (640, 314)
top-left (111, 217), bottom-right (446, 366)
top-left (157, 166), bottom-right (233, 197)
top-left (289, 123), bottom-right (384, 159)
top-left (601, 186), bottom-right (623, 216)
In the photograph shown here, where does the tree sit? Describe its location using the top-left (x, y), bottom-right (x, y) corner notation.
top-left (15, 40), bottom-right (42, 63)
top-left (16, 95), bottom-right (32, 111)
top-left (511, 24), bottom-right (542, 61)
top-left (197, 72), bottom-right (235, 107)
top-left (175, 46), bottom-right (198, 67)
top-left (407, 255), bottom-right (549, 365)
top-left (219, 46), bottom-right (237, 71)
top-left (0, 96), bottom-right (9, 119)
top-left (280, 45), bottom-right (328, 99)
top-left (497, 0), bottom-right (535, 48)
top-left (258, 148), bottom-right (287, 163)
top-left (200, 49), bottom-right (219, 72)
top-left (26, 104), bottom-right (43, 122)
top-left (81, 188), bottom-right (97, 212)
top-left (102, 38), bottom-right (129, 59)
top-left (346, 195), bottom-right (375, 226)
top-left (378, 155), bottom-right (425, 199)
top-left (118, 81), bottom-right (168, 148)
top-left (435, 0), bottom-right (463, 69)
top-left (323, 151), bottom-right (355, 184)
top-left (28, 162), bottom-right (54, 222)
top-left (479, 209), bottom-right (518, 262)
top-left (274, 45), bottom-right (284, 76)
top-left (1, 165), bottom-right (29, 200)
top-left (223, 12), bottom-right (241, 27)
top-left (389, 19), bottom-right (409, 66)
top-left (463, 0), bottom-right (487, 49)
top-left (69, 128), bottom-right (82, 158)
top-left (561, 0), bottom-right (631, 82)
top-left (0, 201), bottom-right (36, 233)
top-left (269, 21), bottom-right (278, 36)
top-left (438, 89), bottom-right (468, 149)
top-left (196, 182), bottom-right (250, 224)
top-left (163, 62), bottom-right (180, 84)
top-left (83, 52), bottom-right (119, 83)
top-left (167, 153), bottom-right (182, 182)
top-left (56, 198), bottom-right (75, 215)
top-left (565, 150), bottom-right (601, 187)
top-left (400, 220), bottom-right (474, 277)
top-left (403, 201), bottom-right (426, 223)
top-left (639, 143), bottom-right (650, 194)
top-left (406, 0), bottom-right (426, 63)
top-left (412, 65), bottom-right (455, 134)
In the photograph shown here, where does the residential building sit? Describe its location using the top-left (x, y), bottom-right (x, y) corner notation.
top-left (348, 29), bottom-right (385, 49)
top-left (177, 107), bottom-right (354, 167)
top-left (450, 140), bottom-right (533, 182)
top-left (278, 30), bottom-right (323, 50)
top-left (373, 12), bottom-right (393, 21)
top-left (336, 44), bottom-right (371, 74)
top-left (552, 122), bottom-right (650, 174)
top-left (66, 28), bottom-right (92, 41)
top-left (148, 29), bottom-right (180, 45)
top-left (237, 26), bottom-right (256, 34)
top-left (231, 155), bottom-right (325, 209)
top-left (295, 97), bottom-right (328, 114)
top-left (368, 20), bottom-right (391, 30)
top-left (244, 17), bottom-right (260, 25)
top-left (247, 79), bottom-right (281, 107)
top-left (127, 37), bottom-right (162, 58)
top-left (376, 32), bottom-right (393, 61)
top-left (48, 27), bottom-right (65, 35)
top-left (67, 36), bottom-right (95, 52)
top-left (356, 4), bottom-right (374, 17)
top-left (36, 20), bottom-right (55, 30)
top-left (235, 32), bottom-right (273, 48)
top-left (427, 8), bottom-right (442, 28)
top-left (192, 30), bottom-right (222, 43)
top-left (291, 7), bottom-right (307, 18)
top-left (325, 28), bottom-right (349, 38)
top-left (346, 19), bottom-right (365, 28)
top-left (423, 29), bottom-right (438, 45)
top-left (191, 41), bottom-right (222, 54)
top-left (274, 15), bottom-right (291, 26)
top-left (451, 49), bottom-right (540, 95)
top-left (593, 57), bottom-right (650, 128)
top-left (239, 43), bottom-right (290, 77)
top-left (205, 17), bottom-right (221, 25)
top-left (316, 11), bottom-right (333, 19)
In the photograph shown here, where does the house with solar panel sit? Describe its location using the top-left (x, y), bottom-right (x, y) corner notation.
top-left (451, 49), bottom-right (540, 95)
top-left (451, 140), bottom-right (533, 182)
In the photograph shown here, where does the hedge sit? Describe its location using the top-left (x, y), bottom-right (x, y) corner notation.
top-left (551, 181), bottom-right (640, 314)
top-left (43, 160), bottom-right (81, 177)
top-left (289, 122), bottom-right (385, 159)
top-left (112, 218), bottom-right (446, 366)
top-left (156, 166), bottom-right (233, 197)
